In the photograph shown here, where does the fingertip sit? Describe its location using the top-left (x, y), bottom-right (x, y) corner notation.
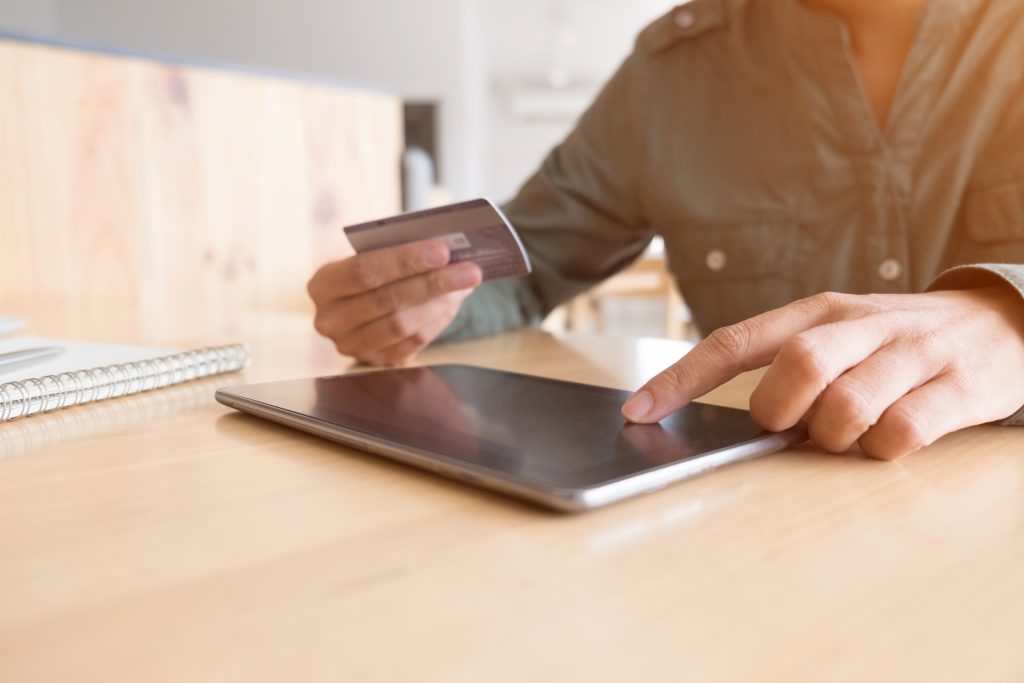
top-left (622, 390), bottom-right (655, 423)
top-left (858, 440), bottom-right (910, 461)
top-left (748, 384), bottom-right (797, 432)
top-left (747, 401), bottom-right (772, 431)
top-left (421, 240), bottom-right (451, 268)
top-left (747, 381), bottom-right (766, 415)
top-left (451, 261), bottom-right (484, 289)
top-left (751, 411), bottom-right (796, 433)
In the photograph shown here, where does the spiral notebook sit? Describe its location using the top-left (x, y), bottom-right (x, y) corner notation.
top-left (0, 336), bottom-right (249, 421)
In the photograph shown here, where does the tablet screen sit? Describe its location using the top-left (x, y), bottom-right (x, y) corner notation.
top-left (235, 365), bottom-right (773, 489)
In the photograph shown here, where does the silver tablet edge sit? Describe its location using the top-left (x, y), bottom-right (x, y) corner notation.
top-left (576, 427), bottom-right (807, 509)
top-left (216, 388), bottom-right (807, 513)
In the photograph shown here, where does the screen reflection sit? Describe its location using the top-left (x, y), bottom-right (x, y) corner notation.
top-left (282, 366), bottom-right (772, 489)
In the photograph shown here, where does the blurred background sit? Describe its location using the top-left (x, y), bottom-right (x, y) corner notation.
top-left (0, 0), bottom-right (692, 339)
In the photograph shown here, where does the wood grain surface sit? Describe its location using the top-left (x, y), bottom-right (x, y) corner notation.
top-left (0, 37), bottom-right (401, 334)
top-left (1, 311), bottom-right (1023, 682)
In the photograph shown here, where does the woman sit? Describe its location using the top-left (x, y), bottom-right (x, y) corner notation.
top-left (308, 0), bottom-right (1024, 459)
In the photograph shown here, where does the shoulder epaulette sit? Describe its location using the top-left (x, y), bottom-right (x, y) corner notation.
top-left (636, 0), bottom-right (729, 55)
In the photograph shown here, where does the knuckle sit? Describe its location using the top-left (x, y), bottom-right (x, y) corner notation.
top-left (313, 313), bottom-right (334, 338)
top-left (779, 334), bottom-right (828, 384)
top-left (808, 427), bottom-right (846, 454)
top-left (859, 440), bottom-right (905, 462)
top-left (798, 290), bottom-right (857, 319)
top-left (807, 425), bottom-right (847, 454)
top-left (306, 275), bottom-right (320, 302)
top-left (393, 247), bottom-right (419, 278)
top-left (386, 313), bottom-right (414, 340)
top-left (358, 352), bottom-right (384, 367)
top-left (375, 354), bottom-right (397, 367)
top-left (400, 241), bottom-right (438, 275)
top-left (859, 293), bottom-right (891, 312)
top-left (649, 362), bottom-right (691, 399)
top-left (751, 403), bottom-right (790, 433)
top-left (428, 269), bottom-right (454, 298)
top-left (407, 330), bottom-right (430, 348)
top-left (377, 347), bottom-right (411, 367)
top-left (809, 382), bottom-right (874, 453)
top-left (306, 263), bottom-right (333, 302)
top-left (823, 380), bottom-right (874, 432)
top-left (881, 405), bottom-right (930, 455)
top-left (943, 371), bottom-right (973, 399)
top-left (913, 332), bottom-right (952, 363)
top-left (371, 284), bottom-right (400, 313)
top-left (334, 338), bottom-right (357, 359)
top-left (813, 291), bottom-right (853, 312)
top-left (705, 324), bottom-right (752, 364)
top-left (350, 257), bottom-right (381, 291)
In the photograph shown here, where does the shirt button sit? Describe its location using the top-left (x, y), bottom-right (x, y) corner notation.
top-left (878, 258), bottom-right (902, 281)
top-left (674, 9), bottom-right (697, 29)
top-left (706, 249), bottom-right (726, 272)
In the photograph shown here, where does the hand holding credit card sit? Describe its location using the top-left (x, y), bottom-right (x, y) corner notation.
top-left (344, 199), bottom-right (532, 281)
top-left (307, 199), bottom-right (531, 367)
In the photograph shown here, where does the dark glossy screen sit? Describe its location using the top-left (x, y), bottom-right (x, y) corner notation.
top-left (233, 365), bottom-right (776, 488)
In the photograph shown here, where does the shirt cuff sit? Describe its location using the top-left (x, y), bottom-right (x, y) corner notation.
top-left (926, 263), bottom-right (1024, 426)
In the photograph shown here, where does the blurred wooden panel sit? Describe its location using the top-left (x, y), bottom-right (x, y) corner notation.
top-left (0, 38), bottom-right (401, 338)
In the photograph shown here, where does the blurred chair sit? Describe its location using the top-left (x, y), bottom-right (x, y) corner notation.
top-left (553, 241), bottom-right (695, 340)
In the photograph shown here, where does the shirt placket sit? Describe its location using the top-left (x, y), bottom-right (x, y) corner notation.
top-left (879, 2), bottom-right (960, 291)
top-left (784, 0), bottom-right (956, 295)
top-left (838, 2), bottom-right (957, 294)
top-left (824, 25), bottom-right (905, 294)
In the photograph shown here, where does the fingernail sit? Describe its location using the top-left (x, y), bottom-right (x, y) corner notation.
top-left (422, 243), bottom-right (449, 268)
top-left (622, 390), bottom-right (653, 422)
top-left (451, 262), bottom-right (481, 288)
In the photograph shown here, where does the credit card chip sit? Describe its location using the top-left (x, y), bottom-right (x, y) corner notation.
top-left (437, 232), bottom-right (472, 251)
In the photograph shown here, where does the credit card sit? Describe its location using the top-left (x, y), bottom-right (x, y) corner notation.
top-left (344, 198), bottom-right (532, 281)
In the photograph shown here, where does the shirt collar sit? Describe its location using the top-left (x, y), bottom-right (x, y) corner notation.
top-left (771, 0), bottom-right (982, 46)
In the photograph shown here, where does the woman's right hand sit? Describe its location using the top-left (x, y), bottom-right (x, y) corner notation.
top-left (307, 239), bottom-right (482, 366)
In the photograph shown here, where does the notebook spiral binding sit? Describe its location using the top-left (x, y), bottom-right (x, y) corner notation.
top-left (0, 344), bottom-right (249, 422)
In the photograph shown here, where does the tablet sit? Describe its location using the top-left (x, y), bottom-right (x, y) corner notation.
top-left (215, 365), bottom-right (807, 512)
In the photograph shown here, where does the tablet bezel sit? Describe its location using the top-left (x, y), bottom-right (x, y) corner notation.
top-left (215, 365), bottom-right (807, 512)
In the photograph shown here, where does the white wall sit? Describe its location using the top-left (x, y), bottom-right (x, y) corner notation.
top-left (473, 0), bottom-right (679, 338)
top-left (481, 0), bottom-right (672, 202)
top-left (0, 0), bottom-right (54, 33)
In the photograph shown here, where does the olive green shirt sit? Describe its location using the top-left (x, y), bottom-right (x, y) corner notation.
top-left (441, 0), bottom-right (1024, 422)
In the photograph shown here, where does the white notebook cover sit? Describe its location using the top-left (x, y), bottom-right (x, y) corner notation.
top-left (0, 336), bottom-right (248, 421)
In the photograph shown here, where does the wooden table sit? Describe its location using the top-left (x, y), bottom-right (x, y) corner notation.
top-left (2, 312), bottom-right (1023, 682)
